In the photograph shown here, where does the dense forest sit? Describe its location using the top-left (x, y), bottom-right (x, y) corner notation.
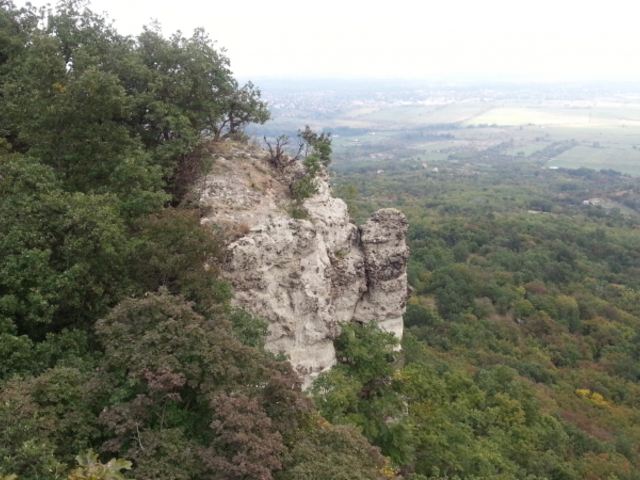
top-left (0, 2), bottom-right (389, 479)
top-left (328, 156), bottom-right (640, 479)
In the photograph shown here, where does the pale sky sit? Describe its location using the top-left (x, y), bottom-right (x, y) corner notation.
top-left (26, 0), bottom-right (640, 81)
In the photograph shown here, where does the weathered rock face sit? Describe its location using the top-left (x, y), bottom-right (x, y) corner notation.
top-left (197, 144), bottom-right (409, 387)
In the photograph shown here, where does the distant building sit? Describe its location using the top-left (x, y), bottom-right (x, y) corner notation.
top-left (432, 167), bottom-right (439, 173)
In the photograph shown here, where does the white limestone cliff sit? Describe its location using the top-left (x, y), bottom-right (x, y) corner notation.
top-left (197, 143), bottom-right (409, 387)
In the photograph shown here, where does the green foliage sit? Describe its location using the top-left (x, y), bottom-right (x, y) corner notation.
top-left (0, 158), bottom-right (227, 376)
top-left (0, 328), bottom-right (94, 380)
top-left (130, 25), bottom-right (268, 164)
top-left (128, 208), bottom-right (231, 309)
top-left (290, 164), bottom-right (320, 202)
top-left (312, 323), bottom-right (415, 465)
top-left (331, 154), bottom-right (640, 479)
top-left (228, 308), bottom-right (269, 350)
top-left (0, 0), bottom-right (267, 202)
top-left (0, 155), bottom-right (132, 339)
top-left (0, 366), bottom-right (102, 479)
top-left (333, 322), bottom-right (398, 382)
top-left (0, 291), bottom-right (314, 480)
top-left (430, 264), bottom-right (478, 318)
top-left (290, 203), bottom-right (310, 219)
top-left (202, 394), bottom-right (283, 480)
top-left (68, 450), bottom-right (132, 480)
top-left (276, 423), bottom-right (388, 480)
top-left (298, 126), bottom-right (332, 167)
top-left (333, 183), bottom-right (359, 218)
top-left (290, 126), bottom-right (333, 202)
top-left (264, 126), bottom-right (332, 211)
top-left (94, 290), bottom-right (382, 480)
top-left (1, 4), bottom-right (162, 200)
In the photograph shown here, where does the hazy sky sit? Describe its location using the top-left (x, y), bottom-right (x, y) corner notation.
top-left (26, 0), bottom-right (640, 81)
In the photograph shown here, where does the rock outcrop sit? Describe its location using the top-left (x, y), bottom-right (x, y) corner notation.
top-left (197, 143), bottom-right (409, 387)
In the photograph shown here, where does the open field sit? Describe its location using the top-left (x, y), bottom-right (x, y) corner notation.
top-left (333, 104), bottom-right (640, 174)
top-left (356, 103), bottom-right (492, 126)
top-left (549, 144), bottom-right (640, 175)
top-left (463, 107), bottom-right (591, 126)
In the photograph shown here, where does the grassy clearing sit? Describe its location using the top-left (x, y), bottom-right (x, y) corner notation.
top-left (341, 107), bottom-right (380, 118)
top-left (464, 107), bottom-right (591, 127)
top-left (548, 144), bottom-right (640, 175)
top-left (592, 104), bottom-right (640, 122)
top-left (356, 103), bottom-right (489, 126)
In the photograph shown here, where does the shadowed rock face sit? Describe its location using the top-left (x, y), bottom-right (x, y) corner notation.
top-left (198, 144), bottom-right (409, 387)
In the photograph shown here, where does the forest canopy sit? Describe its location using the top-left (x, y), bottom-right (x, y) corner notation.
top-left (0, 0), bottom-right (269, 201)
top-left (329, 154), bottom-right (640, 480)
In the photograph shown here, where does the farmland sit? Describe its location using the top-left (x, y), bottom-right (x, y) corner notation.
top-left (255, 80), bottom-right (640, 175)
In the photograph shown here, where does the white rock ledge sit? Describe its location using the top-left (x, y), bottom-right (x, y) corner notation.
top-left (198, 145), bottom-right (409, 388)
